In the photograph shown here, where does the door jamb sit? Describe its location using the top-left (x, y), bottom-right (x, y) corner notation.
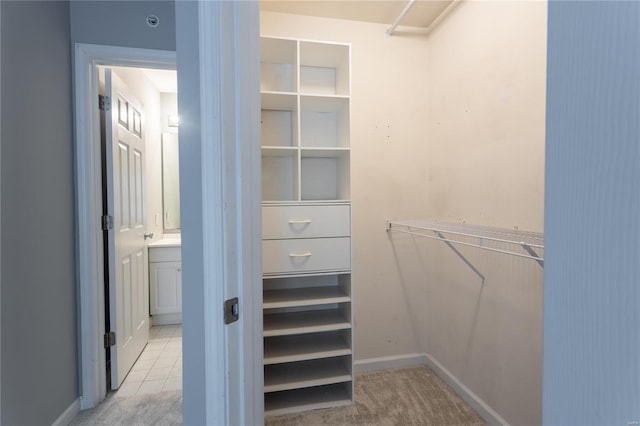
top-left (73, 43), bottom-right (175, 409)
top-left (0, 3), bottom-right (3, 420)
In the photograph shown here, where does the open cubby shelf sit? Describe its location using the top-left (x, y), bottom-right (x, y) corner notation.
top-left (264, 356), bottom-right (352, 393)
top-left (263, 308), bottom-right (351, 337)
top-left (264, 286), bottom-right (350, 309)
top-left (264, 382), bottom-right (353, 416)
top-left (261, 37), bottom-right (351, 203)
top-left (264, 331), bottom-right (352, 365)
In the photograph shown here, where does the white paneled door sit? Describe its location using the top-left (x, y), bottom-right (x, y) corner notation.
top-left (104, 69), bottom-right (150, 389)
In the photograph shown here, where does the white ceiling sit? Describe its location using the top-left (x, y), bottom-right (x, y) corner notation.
top-left (141, 68), bottom-right (177, 94)
top-left (259, 0), bottom-right (454, 29)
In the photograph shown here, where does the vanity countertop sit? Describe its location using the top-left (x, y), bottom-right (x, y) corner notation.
top-left (148, 235), bottom-right (181, 248)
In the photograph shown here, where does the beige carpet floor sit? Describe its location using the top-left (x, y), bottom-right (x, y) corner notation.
top-left (69, 390), bottom-right (182, 426)
top-left (266, 366), bottom-right (486, 426)
top-left (69, 366), bottom-right (485, 425)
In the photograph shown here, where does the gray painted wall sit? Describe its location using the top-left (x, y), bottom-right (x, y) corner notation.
top-left (543, 1), bottom-right (640, 424)
top-left (0, 1), bottom-right (78, 424)
top-left (71, 1), bottom-right (175, 51)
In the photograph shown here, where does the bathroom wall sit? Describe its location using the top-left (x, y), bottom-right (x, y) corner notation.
top-left (161, 93), bottom-right (178, 135)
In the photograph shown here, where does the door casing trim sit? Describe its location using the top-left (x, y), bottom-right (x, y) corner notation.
top-left (73, 43), bottom-right (176, 409)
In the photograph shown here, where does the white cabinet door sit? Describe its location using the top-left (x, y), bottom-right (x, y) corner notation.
top-left (150, 262), bottom-right (182, 315)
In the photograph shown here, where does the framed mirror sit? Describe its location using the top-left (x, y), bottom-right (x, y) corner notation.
top-left (162, 132), bottom-right (180, 231)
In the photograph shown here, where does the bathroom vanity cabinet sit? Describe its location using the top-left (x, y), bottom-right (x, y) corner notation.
top-left (148, 240), bottom-right (182, 325)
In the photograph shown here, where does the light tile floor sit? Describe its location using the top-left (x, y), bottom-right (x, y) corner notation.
top-left (115, 325), bottom-right (183, 397)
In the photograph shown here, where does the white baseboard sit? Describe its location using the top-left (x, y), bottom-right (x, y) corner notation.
top-left (355, 352), bottom-right (508, 426)
top-left (52, 397), bottom-right (80, 426)
top-left (354, 353), bottom-right (429, 373)
top-left (423, 353), bottom-right (508, 426)
top-left (151, 313), bottom-right (182, 326)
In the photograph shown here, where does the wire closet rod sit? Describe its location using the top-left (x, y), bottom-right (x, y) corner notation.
top-left (407, 220), bottom-right (545, 242)
top-left (386, 220), bottom-right (544, 263)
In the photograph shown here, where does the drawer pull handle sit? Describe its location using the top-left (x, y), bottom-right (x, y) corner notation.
top-left (288, 219), bottom-right (312, 225)
top-left (289, 252), bottom-right (312, 257)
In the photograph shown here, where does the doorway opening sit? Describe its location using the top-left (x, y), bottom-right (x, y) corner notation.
top-left (98, 65), bottom-right (181, 396)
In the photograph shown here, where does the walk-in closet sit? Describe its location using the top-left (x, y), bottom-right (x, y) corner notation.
top-left (259, 1), bottom-right (546, 425)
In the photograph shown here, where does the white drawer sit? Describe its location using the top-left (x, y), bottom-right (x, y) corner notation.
top-left (149, 247), bottom-right (181, 262)
top-left (262, 205), bottom-right (350, 239)
top-left (263, 238), bottom-right (351, 275)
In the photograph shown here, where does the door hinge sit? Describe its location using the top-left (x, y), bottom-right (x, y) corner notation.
top-left (99, 95), bottom-right (111, 111)
top-left (224, 297), bottom-right (239, 325)
top-left (102, 215), bottom-right (113, 231)
top-left (104, 331), bottom-right (116, 348)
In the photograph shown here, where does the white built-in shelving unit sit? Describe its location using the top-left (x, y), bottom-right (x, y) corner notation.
top-left (261, 36), bottom-right (353, 416)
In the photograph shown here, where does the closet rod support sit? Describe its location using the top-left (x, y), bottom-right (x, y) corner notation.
top-left (521, 243), bottom-right (544, 267)
top-left (435, 230), bottom-right (486, 286)
top-left (385, 0), bottom-right (417, 37)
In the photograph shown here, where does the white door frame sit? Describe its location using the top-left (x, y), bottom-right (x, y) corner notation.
top-left (73, 43), bottom-right (176, 409)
